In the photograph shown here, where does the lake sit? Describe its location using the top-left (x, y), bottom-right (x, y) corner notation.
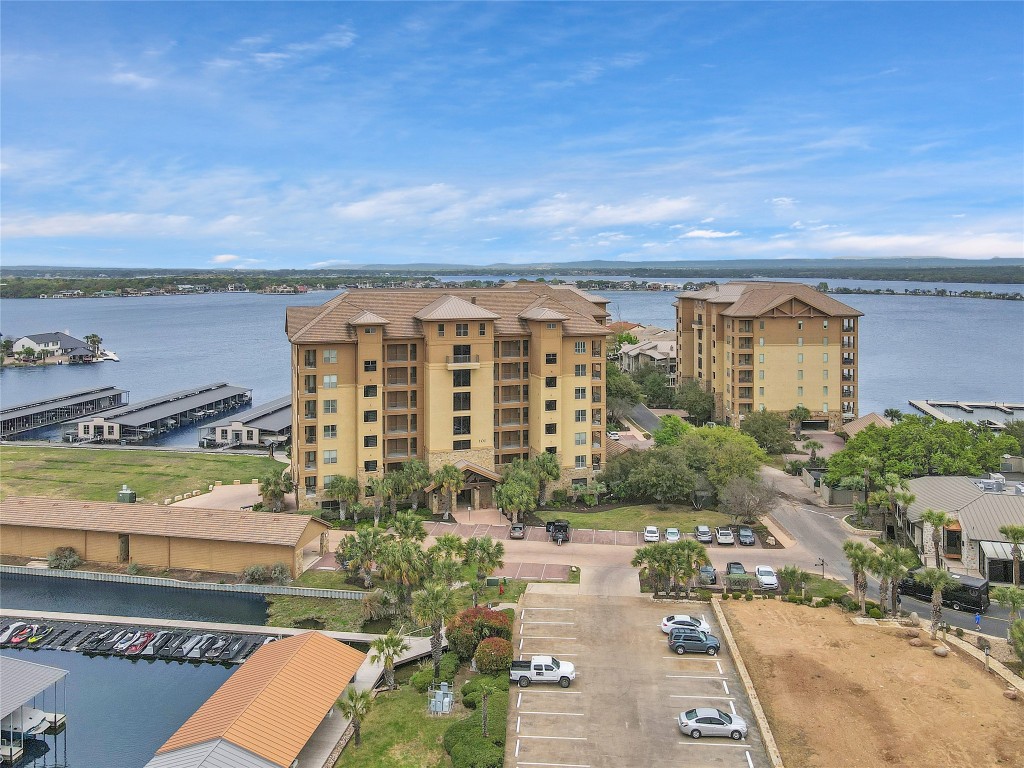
top-left (1, 283), bottom-right (1021, 445)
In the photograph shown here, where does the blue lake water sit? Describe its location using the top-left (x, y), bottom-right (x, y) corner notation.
top-left (1, 646), bottom-right (235, 768)
top-left (1, 285), bottom-right (1022, 446)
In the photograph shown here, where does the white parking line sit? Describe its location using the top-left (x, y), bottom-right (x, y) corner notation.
top-left (666, 675), bottom-right (727, 680)
top-left (676, 741), bottom-right (752, 748)
top-left (519, 653), bottom-right (577, 659)
top-left (521, 636), bottom-right (577, 640)
top-left (520, 710), bottom-right (585, 716)
top-left (522, 621), bottom-right (576, 625)
top-left (660, 656), bottom-right (719, 661)
top-left (516, 763), bottom-right (591, 768)
top-left (723, 680), bottom-right (730, 695)
top-left (518, 689), bottom-right (582, 694)
top-left (729, 701), bottom-right (736, 715)
top-left (669, 695), bottom-right (735, 700)
top-left (515, 739), bottom-right (521, 757)
top-left (746, 750), bottom-right (755, 768)
top-left (717, 660), bottom-right (723, 674)
top-left (516, 716), bottom-right (521, 733)
top-left (518, 735), bottom-right (588, 741)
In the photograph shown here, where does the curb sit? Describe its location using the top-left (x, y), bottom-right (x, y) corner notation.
top-left (940, 632), bottom-right (1024, 693)
top-left (710, 598), bottom-right (785, 768)
top-left (839, 515), bottom-right (881, 537)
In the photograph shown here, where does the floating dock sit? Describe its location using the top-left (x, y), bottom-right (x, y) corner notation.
top-left (908, 400), bottom-right (1024, 428)
top-left (67, 382), bottom-right (251, 444)
top-left (0, 387), bottom-right (128, 440)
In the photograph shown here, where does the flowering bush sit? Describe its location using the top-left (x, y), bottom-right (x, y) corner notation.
top-left (474, 637), bottom-right (513, 676)
top-left (446, 607), bottom-right (513, 660)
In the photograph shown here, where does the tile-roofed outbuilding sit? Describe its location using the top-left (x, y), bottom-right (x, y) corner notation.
top-left (0, 497), bottom-right (329, 548)
top-left (842, 412), bottom-right (893, 438)
top-left (152, 632), bottom-right (365, 768)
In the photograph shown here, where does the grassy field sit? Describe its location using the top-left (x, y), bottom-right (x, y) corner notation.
top-left (536, 504), bottom-right (732, 532)
top-left (802, 574), bottom-right (851, 600)
top-left (0, 445), bottom-right (282, 502)
top-left (266, 594), bottom-right (366, 632)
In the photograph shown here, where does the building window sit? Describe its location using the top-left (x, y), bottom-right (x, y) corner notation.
top-left (545, 400), bottom-right (557, 411)
top-left (453, 416), bottom-right (471, 435)
top-left (364, 435), bottom-right (377, 448)
top-left (545, 423), bottom-right (557, 435)
top-left (574, 387), bottom-right (586, 400)
top-left (545, 353), bottom-right (558, 364)
top-left (246, 429), bottom-right (255, 441)
top-left (575, 409), bottom-right (586, 422)
top-left (823, 370), bottom-right (828, 380)
top-left (758, 353), bottom-right (765, 363)
top-left (479, 323), bottom-right (487, 336)
top-left (797, 370), bottom-right (804, 380)
top-left (323, 399), bottom-right (338, 414)
top-left (364, 327), bottom-right (376, 335)
top-left (323, 425), bottom-right (337, 439)
top-left (363, 410), bottom-right (378, 423)
top-left (823, 320), bottom-right (829, 329)
top-left (323, 450), bottom-right (338, 464)
top-left (575, 432), bottom-right (586, 446)
top-left (453, 369), bottom-right (471, 387)
top-left (323, 349), bottom-right (337, 364)
top-left (759, 320), bottom-right (765, 330)
top-left (823, 403), bottom-right (829, 413)
top-left (437, 324), bottom-right (445, 337)
top-left (759, 337), bottom-right (765, 347)
top-left (304, 350), bottom-right (317, 368)
top-left (575, 455), bottom-right (587, 469)
top-left (823, 353), bottom-right (829, 363)
top-left (545, 376), bottom-right (557, 388)
top-left (453, 439), bottom-right (471, 450)
top-left (797, 353), bottom-right (804, 363)
top-left (364, 460), bottom-right (378, 473)
top-left (453, 344), bottom-right (471, 360)
top-left (304, 450), bottom-right (316, 467)
top-left (797, 337), bottom-right (803, 347)
top-left (574, 364), bottom-right (586, 377)
top-left (364, 360), bottom-right (377, 372)
top-left (759, 370), bottom-right (765, 380)
top-left (322, 374), bottom-right (338, 389)
top-left (456, 323), bottom-right (469, 337)
top-left (453, 392), bottom-right (471, 411)
top-left (797, 387), bottom-right (804, 397)
top-left (823, 386), bottom-right (829, 396)
top-left (574, 341), bottom-right (587, 354)
top-left (546, 323), bottom-right (557, 330)
top-left (759, 387), bottom-right (765, 396)
top-left (823, 336), bottom-right (828, 347)
top-left (364, 385), bottom-right (377, 398)
top-left (797, 321), bottom-right (804, 331)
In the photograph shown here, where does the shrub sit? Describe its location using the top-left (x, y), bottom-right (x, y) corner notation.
top-left (864, 600), bottom-right (880, 613)
top-left (696, 589), bottom-right (712, 602)
top-left (241, 564), bottom-right (270, 584)
top-left (977, 636), bottom-right (991, 652)
top-left (839, 594), bottom-right (857, 612)
top-left (955, 627), bottom-right (965, 639)
top-left (816, 597), bottom-right (833, 608)
top-left (744, 591), bottom-right (754, 601)
top-left (551, 489), bottom-right (569, 505)
top-left (867, 608), bottom-right (883, 619)
top-left (785, 459), bottom-right (808, 476)
top-left (270, 562), bottom-right (291, 585)
top-left (444, 693), bottom-right (507, 768)
top-left (47, 546), bottom-right (82, 570)
top-left (461, 674), bottom-right (510, 709)
top-left (126, 561), bottom-right (141, 576)
top-left (411, 652), bottom-right (462, 692)
top-left (731, 592), bottom-right (742, 600)
top-left (722, 592), bottom-right (730, 600)
top-left (474, 637), bottom-right (513, 676)
top-left (446, 607), bottom-right (513, 661)
top-left (319, 506), bottom-right (340, 522)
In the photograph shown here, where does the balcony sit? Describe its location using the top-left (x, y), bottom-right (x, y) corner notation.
top-left (841, 341), bottom-right (856, 349)
top-left (736, 373), bottom-right (753, 384)
top-left (303, 386), bottom-right (317, 395)
top-left (842, 321), bottom-right (856, 332)
top-left (304, 436), bottom-right (317, 445)
top-left (591, 392), bottom-right (602, 404)
top-left (446, 354), bottom-right (480, 370)
top-left (691, 320), bottom-right (703, 328)
top-left (842, 374), bottom-right (856, 382)
top-left (736, 340), bottom-right (753, 350)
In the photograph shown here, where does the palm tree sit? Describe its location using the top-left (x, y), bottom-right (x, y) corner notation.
top-left (380, 537), bottom-right (428, 610)
top-left (882, 408), bottom-right (903, 422)
top-left (433, 464), bottom-right (464, 521)
top-left (338, 687), bottom-right (373, 747)
top-left (412, 581), bottom-right (459, 679)
top-left (879, 545), bottom-right (918, 614)
top-left (789, 405), bottom-right (811, 438)
top-left (402, 459), bottom-right (431, 512)
top-left (671, 539), bottom-right (709, 597)
top-left (494, 476), bottom-right (537, 524)
top-left (386, 471), bottom-right (407, 520)
top-left (259, 472), bottom-right (287, 512)
top-left (998, 524), bottom-right (1024, 587)
top-left (631, 544), bottom-right (670, 596)
top-left (430, 533), bottom-right (465, 562)
top-left (803, 439), bottom-right (824, 465)
top-left (778, 564), bottom-right (807, 595)
top-left (531, 451), bottom-right (561, 504)
top-left (463, 536), bottom-right (505, 606)
top-left (325, 475), bottom-right (359, 521)
top-left (393, 510), bottom-right (427, 542)
top-left (913, 567), bottom-right (956, 639)
top-left (340, 527), bottom-right (385, 588)
top-left (842, 540), bottom-right (872, 614)
top-left (920, 509), bottom-right (955, 569)
top-left (478, 678), bottom-right (497, 737)
top-left (992, 586), bottom-right (1024, 621)
top-left (369, 629), bottom-right (410, 690)
top-left (367, 475), bottom-right (391, 528)
top-left (84, 333), bottom-right (103, 356)
top-left (868, 473), bottom-right (913, 544)
top-left (430, 556), bottom-right (463, 587)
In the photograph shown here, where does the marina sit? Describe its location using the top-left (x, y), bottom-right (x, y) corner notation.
top-left (0, 386), bottom-right (128, 440)
top-left (0, 655), bottom-right (68, 767)
top-left (908, 399), bottom-right (1024, 429)
top-left (198, 395), bottom-right (292, 449)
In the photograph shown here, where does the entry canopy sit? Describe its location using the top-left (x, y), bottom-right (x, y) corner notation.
top-left (0, 655), bottom-right (68, 719)
top-left (980, 541), bottom-right (1014, 561)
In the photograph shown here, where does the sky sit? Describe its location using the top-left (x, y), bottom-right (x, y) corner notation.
top-left (1, 1), bottom-right (1022, 269)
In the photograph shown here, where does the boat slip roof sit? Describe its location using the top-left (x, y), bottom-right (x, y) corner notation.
top-left (0, 655), bottom-right (68, 719)
top-left (69, 383), bottom-right (250, 428)
top-left (0, 497), bottom-right (329, 547)
top-left (205, 397), bottom-right (291, 433)
top-left (0, 386), bottom-right (128, 419)
top-left (150, 632), bottom-right (365, 768)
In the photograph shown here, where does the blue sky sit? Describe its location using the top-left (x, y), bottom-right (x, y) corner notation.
top-left (2, 1), bottom-right (1022, 269)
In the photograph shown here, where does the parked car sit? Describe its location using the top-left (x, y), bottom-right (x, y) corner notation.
top-left (715, 527), bottom-right (735, 545)
top-left (725, 562), bottom-right (747, 576)
top-left (755, 565), bottom-right (779, 590)
top-left (665, 528), bottom-right (680, 543)
top-left (607, 431), bottom-right (621, 441)
top-left (644, 526), bottom-right (660, 543)
top-left (509, 523), bottom-right (526, 540)
top-left (668, 627), bottom-right (721, 655)
top-left (510, 655), bottom-right (576, 688)
top-left (699, 565), bottom-right (717, 585)
top-left (677, 708), bottom-right (748, 740)
top-left (660, 614), bottom-right (711, 634)
top-left (694, 525), bottom-right (713, 544)
top-left (737, 526), bottom-right (756, 546)
top-left (547, 519), bottom-right (570, 545)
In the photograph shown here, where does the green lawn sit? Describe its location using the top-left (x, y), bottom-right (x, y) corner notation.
top-left (266, 595), bottom-right (366, 632)
top-left (0, 446), bottom-right (282, 503)
top-left (293, 569), bottom-right (367, 591)
top-left (802, 574), bottom-right (851, 600)
top-left (536, 504), bottom-right (732, 532)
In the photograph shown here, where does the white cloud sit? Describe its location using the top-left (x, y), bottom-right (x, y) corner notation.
top-left (110, 72), bottom-right (158, 89)
top-left (2, 212), bottom-right (192, 238)
top-left (768, 197), bottom-right (798, 208)
top-left (681, 229), bottom-right (741, 239)
top-left (211, 254), bottom-right (239, 264)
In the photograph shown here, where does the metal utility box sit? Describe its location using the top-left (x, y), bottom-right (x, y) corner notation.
top-left (117, 484), bottom-right (137, 503)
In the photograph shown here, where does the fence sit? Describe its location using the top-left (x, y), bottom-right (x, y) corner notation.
top-left (0, 564), bottom-right (365, 600)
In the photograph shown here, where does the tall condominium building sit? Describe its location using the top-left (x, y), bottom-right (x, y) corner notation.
top-left (674, 282), bottom-right (863, 430)
top-left (286, 284), bottom-right (611, 509)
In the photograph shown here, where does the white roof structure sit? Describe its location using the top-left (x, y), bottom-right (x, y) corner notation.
top-left (0, 655), bottom-right (68, 719)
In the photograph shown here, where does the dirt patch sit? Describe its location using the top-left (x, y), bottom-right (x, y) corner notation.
top-left (723, 600), bottom-right (1024, 767)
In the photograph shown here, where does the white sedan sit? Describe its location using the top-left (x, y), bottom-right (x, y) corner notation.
top-left (755, 565), bottom-right (779, 590)
top-left (665, 528), bottom-right (681, 543)
top-left (660, 614), bottom-right (712, 634)
top-left (643, 526), bottom-right (660, 542)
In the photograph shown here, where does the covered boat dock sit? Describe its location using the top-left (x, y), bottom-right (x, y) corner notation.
top-left (199, 396), bottom-right (291, 449)
top-left (0, 387), bottom-right (128, 440)
top-left (0, 655), bottom-right (68, 765)
top-left (68, 382), bottom-right (250, 443)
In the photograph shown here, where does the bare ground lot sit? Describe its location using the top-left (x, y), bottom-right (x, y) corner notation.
top-left (722, 600), bottom-right (1024, 768)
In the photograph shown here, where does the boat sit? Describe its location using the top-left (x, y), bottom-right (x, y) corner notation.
top-left (0, 706), bottom-right (51, 737)
top-left (98, 350), bottom-right (119, 362)
top-left (176, 634), bottom-right (206, 658)
top-left (220, 638), bottom-right (247, 660)
top-left (0, 622), bottom-right (26, 644)
top-left (26, 626), bottom-right (53, 645)
top-left (159, 633), bottom-right (188, 658)
top-left (204, 636), bottom-right (228, 658)
top-left (81, 629), bottom-right (111, 650)
top-left (141, 631), bottom-right (170, 657)
top-left (95, 630), bottom-right (127, 653)
top-left (113, 630), bottom-right (141, 653)
top-left (187, 634), bottom-right (215, 659)
top-left (125, 631), bottom-right (155, 656)
top-left (9, 625), bottom-right (38, 646)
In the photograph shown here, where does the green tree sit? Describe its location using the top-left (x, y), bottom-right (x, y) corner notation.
top-left (338, 687), bottom-right (372, 747)
top-left (379, 537), bottom-right (427, 610)
top-left (259, 472), bottom-right (290, 513)
top-left (530, 451), bottom-right (561, 504)
top-left (339, 527), bottom-right (385, 588)
top-left (920, 509), bottom-right (955, 569)
top-left (719, 475), bottom-right (776, 524)
top-left (868, 473), bottom-right (914, 544)
top-left (402, 459), bottom-right (432, 512)
top-left (427, 533), bottom-right (465, 587)
top-left (842, 540), bottom-right (873, 614)
top-left (740, 410), bottom-right (793, 454)
top-left (778, 565), bottom-right (807, 594)
top-left (788, 405), bottom-right (811, 439)
top-left (412, 581), bottom-right (459, 679)
top-left (606, 362), bottom-right (642, 421)
top-left (991, 586), bottom-right (1024, 621)
top-left (632, 544), bottom-right (671, 596)
top-left (652, 414), bottom-right (690, 447)
top-left (478, 678), bottom-right (497, 737)
top-left (393, 510), bottom-right (427, 542)
top-left (670, 539), bottom-right (710, 597)
top-left (803, 439), bottom-right (824, 465)
top-left (878, 544), bottom-right (918, 614)
top-left (369, 629), bottom-right (410, 690)
top-left (366, 475), bottom-right (391, 528)
top-left (633, 365), bottom-right (676, 408)
top-left (998, 524), bottom-right (1024, 587)
top-left (676, 380), bottom-right (715, 425)
top-left (1002, 419), bottom-right (1024, 454)
top-left (433, 464), bottom-right (464, 521)
top-left (1010, 619), bottom-right (1024, 664)
top-left (84, 333), bottom-right (103, 356)
top-left (0, 338), bottom-right (13, 357)
top-left (913, 567), bottom-right (957, 639)
top-left (463, 536), bottom-right (505, 606)
top-left (324, 475), bottom-right (359, 521)
top-left (495, 475), bottom-right (538, 525)
top-left (883, 408), bottom-right (904, 422)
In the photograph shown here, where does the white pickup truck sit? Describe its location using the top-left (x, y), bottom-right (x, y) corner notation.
top-left (509, 655), bottom-right (576, 688)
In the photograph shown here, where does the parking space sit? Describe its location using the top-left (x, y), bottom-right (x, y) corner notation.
top-left (506, 592), bottom-right (771, 768)
top-left (495, 563), bottom-right (572, 582)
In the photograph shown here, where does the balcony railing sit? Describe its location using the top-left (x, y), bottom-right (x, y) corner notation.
top-left (736, 375), bottom-right (753, 384)
top-left (841, 341), bottom-right (856, 349)
top-left (303, 387), bottom-right (317, 395)
top-left (447, 354), bottom-right (479, 364)
top-left (304, 437), bottom-right (317, 445)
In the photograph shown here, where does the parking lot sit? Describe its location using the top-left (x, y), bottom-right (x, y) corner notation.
top-left (505, 590), bottom-right (772, 768)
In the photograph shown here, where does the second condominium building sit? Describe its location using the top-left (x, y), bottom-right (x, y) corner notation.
top-left (675, 281), bottom-right (863, 430)
top-left (285, 284), bottom-right (611, 509)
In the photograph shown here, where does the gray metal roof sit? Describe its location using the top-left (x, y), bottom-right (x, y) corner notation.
top-left (143, 739), bottom-right (279, 768)
top-left (1, 387), bottom-right (127, 419)
top-left (0, 654), bottom-right (69, 719)
top-left (206, 397), bottom-right (291, 433)
top-left (71, 383), bottom-right (250, 428)
top-left (16, 331), bottom-right (87, 347)
top-left (905, 476), bottom-right (1024, 543)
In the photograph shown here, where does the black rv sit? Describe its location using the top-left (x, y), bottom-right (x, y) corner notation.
top-left (897, 568), bottom-right (990, 613)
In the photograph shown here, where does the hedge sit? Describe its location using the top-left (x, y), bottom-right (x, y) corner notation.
top-left (443, 693), bottom-right (507, 768)
top-left (474, 637), bottom-right (513, 676)
top-left (461, 674), bottom-right (510, 709)
top-left (47, 546), bottom-right (82, 570)
top-left (410, 652), bottom-right (461, 692)
top-left (446, 607), bottom-right (513, 661)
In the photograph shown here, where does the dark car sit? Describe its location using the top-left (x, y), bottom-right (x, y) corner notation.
top-left (509, 523), bottom-right (526, 540)
top-left (668, 627), bottom-right (720, 656)
top-left (725, 562), bottom-right (746, 576)
top-left (699, 565), bottom-right (717, 585)
top-left (737, 527), bottom-right (756, 546)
